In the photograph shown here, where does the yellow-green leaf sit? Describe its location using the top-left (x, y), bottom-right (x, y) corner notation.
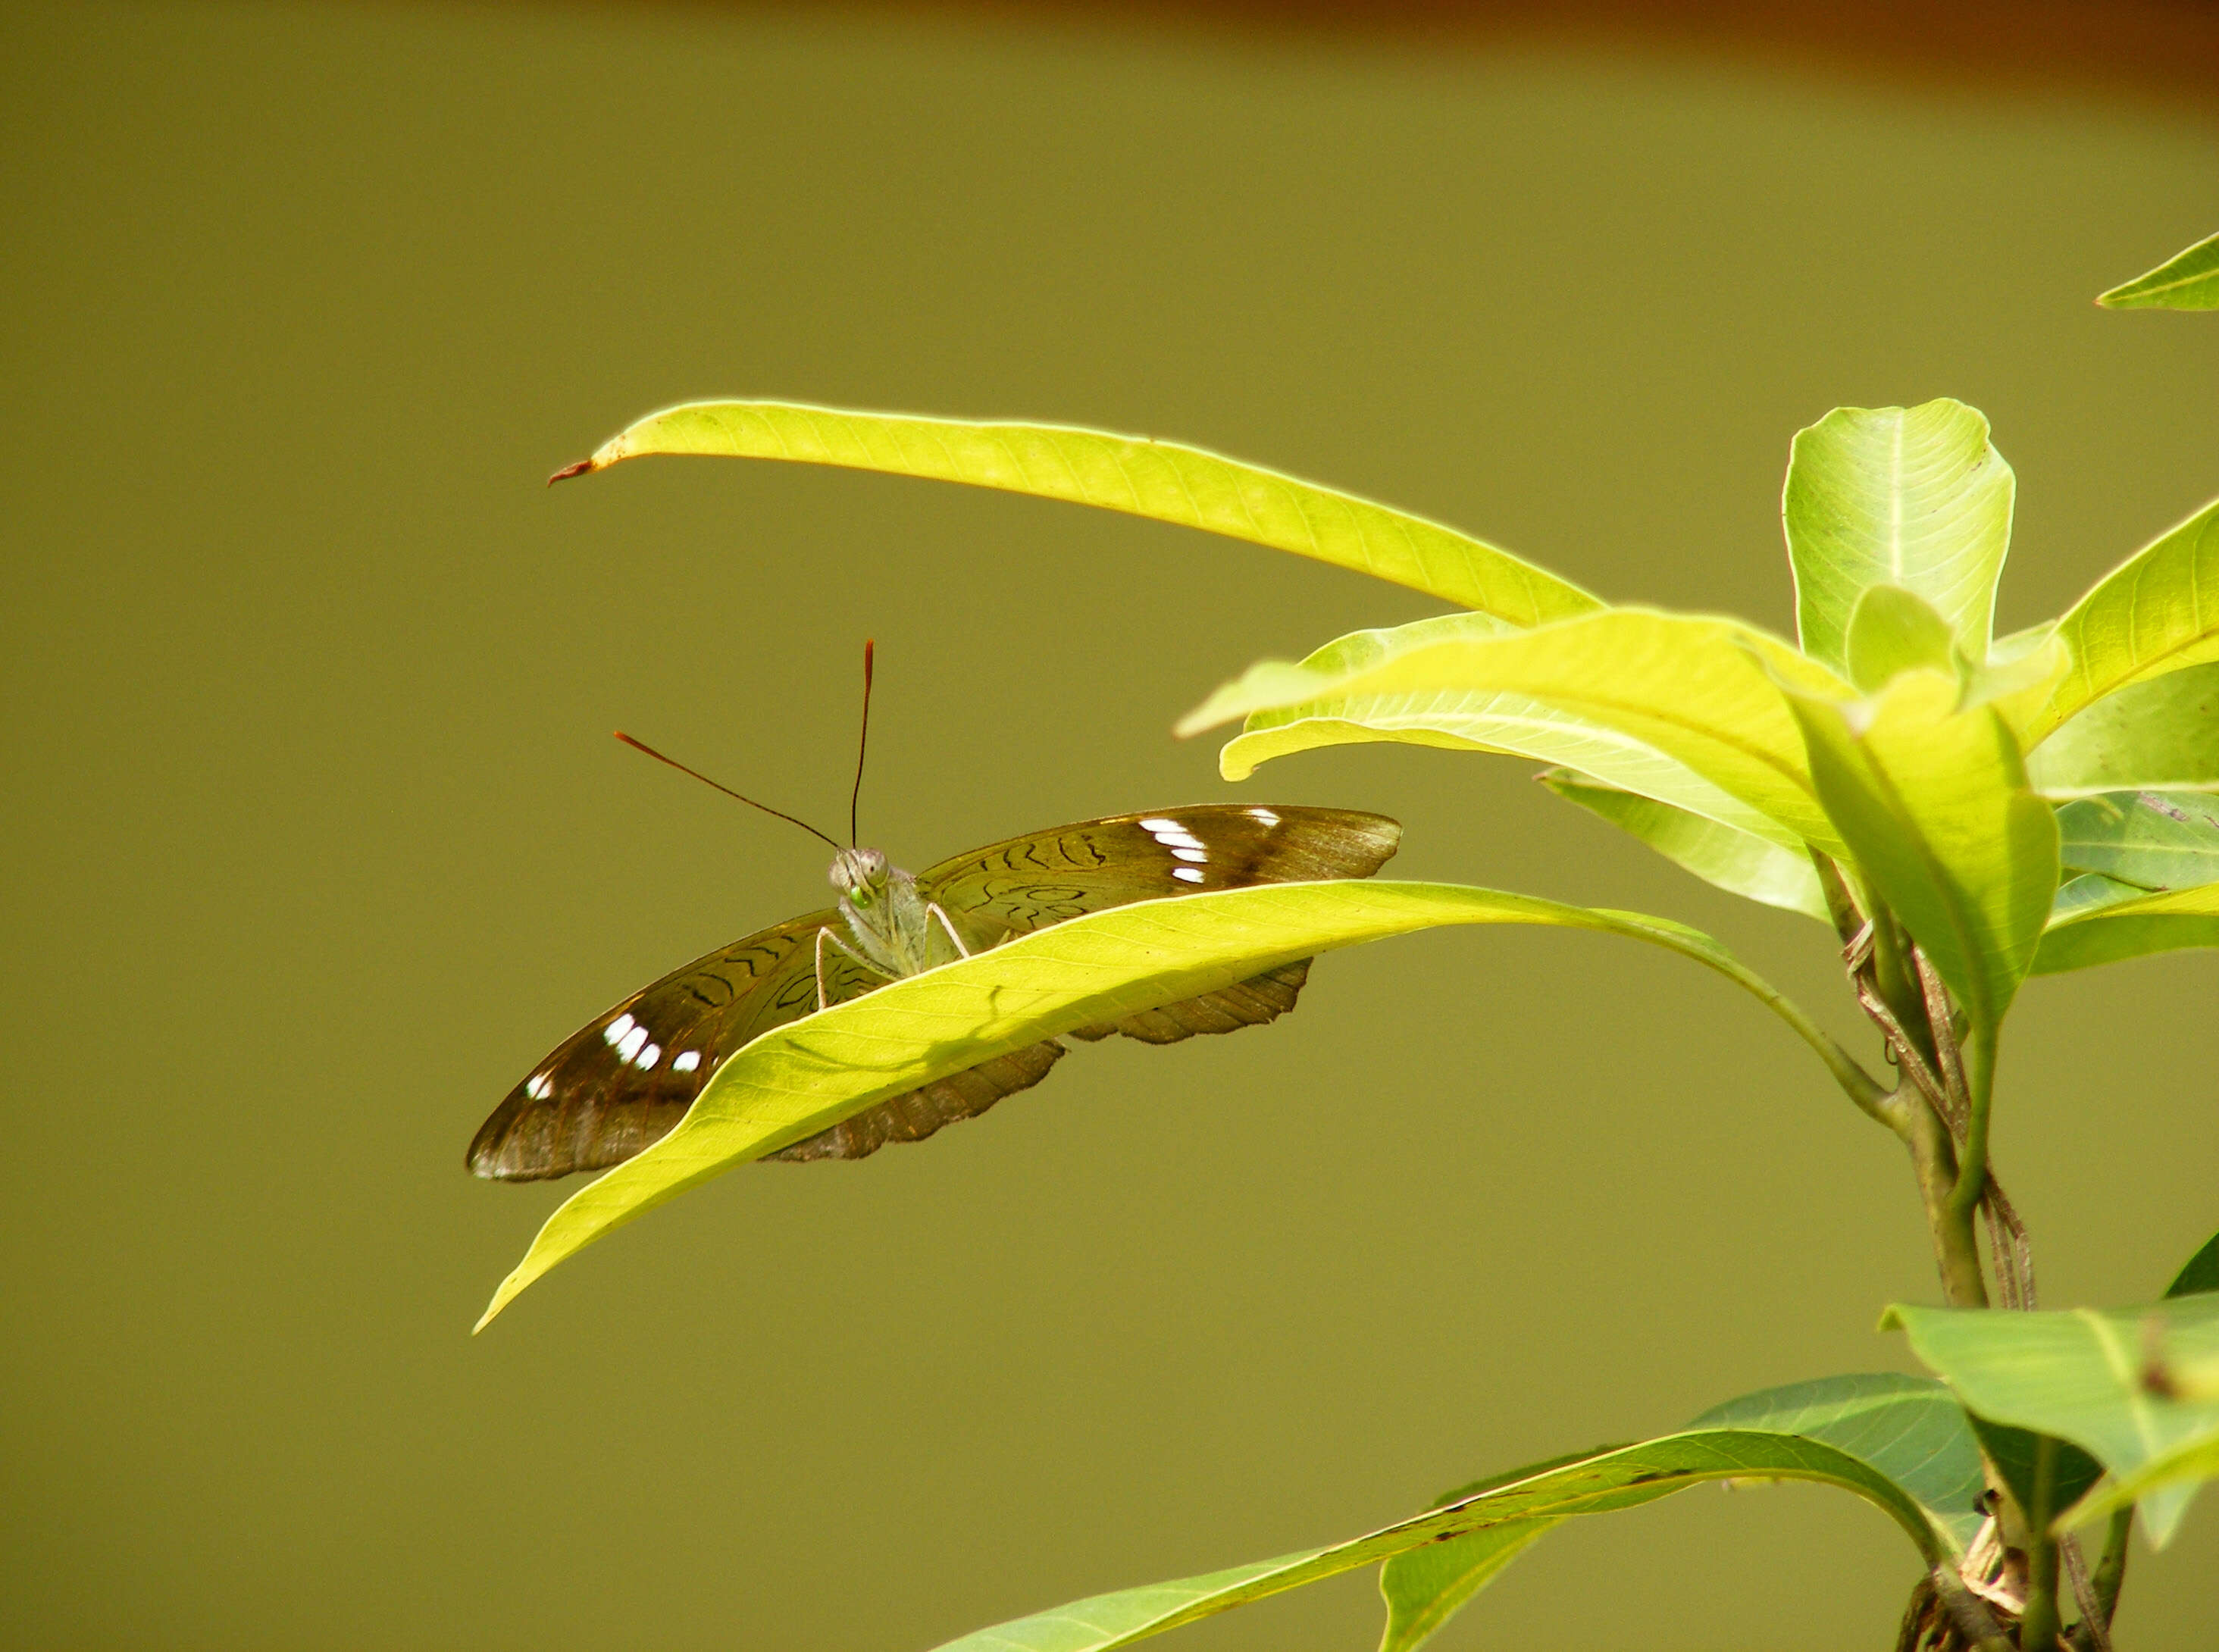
top-left (1538, 768), bottom-right (1828, 919)
top-left (2097, 229), bottom-right (2219, 311)
top-left (2027, 662), bottom-right (2219, 797)
top-left (477, 880), bottom-right (1825, 1329)
top-left (558, 400), bottom-right (1602, 622)
top-left (1217, 614), bottom-right (1803, 849)
top-left (1784, 401), bottom-right (2015, 676)
top-left (1787, 671), bottom-right (2057, 1031)
top-left (1183, 609), bottom-right (1851, 855)
top-left (2031, 878), bottom-right (2219, 975)
top-left (2034, 496), bottom-right (2219, 741)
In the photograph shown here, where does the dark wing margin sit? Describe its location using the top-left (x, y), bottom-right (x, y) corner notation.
top-left (922, 805), bottom-right (1398, 1046)
top-left (468, 909), bottom-right (869, 1181)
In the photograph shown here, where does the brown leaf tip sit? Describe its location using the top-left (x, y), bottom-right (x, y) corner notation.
top-left (546, 456), bottom-right (596, 486)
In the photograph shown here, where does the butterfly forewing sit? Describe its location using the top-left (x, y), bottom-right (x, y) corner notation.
top-left (468, 910), bottom-right (880, 1181)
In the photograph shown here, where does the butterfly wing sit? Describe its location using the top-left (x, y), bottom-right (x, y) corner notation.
top-left (919, 805), bottom-right (1400, 1043)
top-left (468, 909), bottom-right (878, 1181)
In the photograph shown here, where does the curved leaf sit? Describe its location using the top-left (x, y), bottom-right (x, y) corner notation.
top-left (2034, 496), bottom-right (2219, 740)
top-left (2028, 664), bottom-right (2219, 797)
top-left (2169, 1232), bottom-right (2219, 1300)
top-left (477, 880), bottom-right (1826, 1328)
top-left (1537, 768), bottom-right (1828, 919)
top-left (2030, 878), bottom-right (2219, 975)
top-left (1185, 610), bottom-right (1851, 854)
top-left (556, 401), bottom-right (1601, 623)
top-left (1844, 584), bottom-right (1960, 694)
top-left (928, 1426), bottom-right (1949, 1652)
top-left (2098, 230), bottom-right (2219, 311)
top-left (1786, 670), bottom-right (2058, 1031)
top-left (2055, 790), bottom-right (2219, 889)
top-left (1886, 1297), bottom-right (2219, 1547)
top-left (1218, 614), bottom-right (1802, 848)
top-left (1784, 401), bottom-right (2015, 676)
top-left (1379, 1372), bottom-right (1986, 1652)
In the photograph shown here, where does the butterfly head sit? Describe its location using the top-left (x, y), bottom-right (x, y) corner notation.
top-left (829, 846), bottom-right (892, 909)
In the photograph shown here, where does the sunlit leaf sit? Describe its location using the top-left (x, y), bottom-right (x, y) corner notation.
top-left (2028, 664), bottom-right (2219, 797)
top-left (1784, 401), bottom-right (2014, 676)
top-left (477, 880), bottom-right (1811, 1328)
top-left (557, 400), bottom-right (1602, 622)
top-left (928, 1423), bottom-right (1952, 1652)
top-left (1184, 610), bottom-right (1851, 854)
top-left (1787, 670), bottom-right (2057, 1031)
top-left (1377, 1372), bottom-right (1982, 1652)
top-left (2034, 497), bottom-right (2219, 740)
top-left (2030, 878), bottom-right (2219, 975)
top-left (2097, 230), bottom-right (2219, 311)
top-left (1537, 768), bottom-right (1828, 918)
top-left (1843, 584), bottom-right (1959, 694)
top-left (1886, 1297), bottom-right (2219, 1546)
top-left (1217, 614), bottom-right (1801, 848)
top-left (2055, 790), bottom-right (2219, 889)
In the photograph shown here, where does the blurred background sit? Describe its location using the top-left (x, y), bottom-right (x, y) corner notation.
top-left (5, 2), bottom-right (2216, 1647)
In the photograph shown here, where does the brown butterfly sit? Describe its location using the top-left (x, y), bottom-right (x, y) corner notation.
top-left (468, 651), bottom-right (1400, 1180)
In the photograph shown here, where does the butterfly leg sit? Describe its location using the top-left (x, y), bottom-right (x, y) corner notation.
top-left (815, 925), bottom-right (895, 1009)
top-left (926, 902), bottom-right (974, 960)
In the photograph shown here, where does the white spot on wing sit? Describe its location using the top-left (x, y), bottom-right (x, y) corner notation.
top-left (1172, 847), bottom-right (1207, 862)
top-left (1248, 807), bottom-right (1280, 826)
top-left (1153, 831), bottom-right (1205, 850)
top-left (525, 1072), bottom-right (552, 1100)
top-left (635, 1043), bottom-right (661, 1071)
top-left (1172, 866), bottom-right (1206, 884)
top-left (617, 1024), bottom-right (649, 1063)
top-left (671, 1050), bottom-right (702, 1073)
top-left (604, 1012), bottom-right (636, 1046)
top-left (1137, 818), bottom-right (1181, 833)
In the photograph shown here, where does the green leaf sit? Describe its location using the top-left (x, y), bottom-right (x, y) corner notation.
top-left (1962, 1413), bottom-right (2105, 1536)
top-left (1375, 1451), bottom-right (1591, 1652)
top-left (928, 1425), bottom-right (1951, 1652)
top-left (2055, 790), bottom-right (2219, 888)
top-left (557, 400), bottom-right (1602, 623)
top-left (1218, 613), bottom-right (1803, 849)
top-left (2097, 230), bottom-right (2219, 310)
top-left (1787, 670), bottom-right (2058, 1031)
top-left (1886, 1297), bottom-right (2219, 1546)
top-left (477, 880), bottom-right (1814, 1328)
top-left (1784, 401), bottom-right (2015, 676)
top-left (2048, 873), bottom-right (2150, 924)
top-left (2028, 664), bottom-right (2219, 797)
top-left (1537, 768), bottom-right (1828, 919)
top-left (1184, 609), bottom-right (1852, 855)
top-left (2169, 1233), bottom-right (2219, 1300)
top-left (2030, 878), bottom-right (2219, 975)
top-left (1378, 1373), bottom-right (1983, 1652)
top-left (1844, 584), bottom-right (1960, 694)
top-left (2035, 496), bottom-right (2219, 740)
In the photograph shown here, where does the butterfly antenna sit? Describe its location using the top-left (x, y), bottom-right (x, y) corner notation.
top-left (849, 638), bottom-right (875, 848)
top-left (613, 731), bottom-right (840, 849)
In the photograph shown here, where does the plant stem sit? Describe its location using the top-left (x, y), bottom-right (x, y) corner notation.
top-left (2090, 1507), bottom-right (2132, 1631)
top-left (2020, 1435), bottom-right (2064, 1651)
top-left (1947, 1028), bottom-right (1997, 1226)
top-left (1902, 1088), bottom-right (1989, 1308)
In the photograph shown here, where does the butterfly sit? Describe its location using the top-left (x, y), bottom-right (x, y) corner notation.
top-left (467, 649), bottom-right (1400, 1180)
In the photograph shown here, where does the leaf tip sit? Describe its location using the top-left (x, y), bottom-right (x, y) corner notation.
top-left (546, 455), bottom-right (596, 485)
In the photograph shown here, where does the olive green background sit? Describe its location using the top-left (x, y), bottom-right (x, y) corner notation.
top-left (5, 3), bottom-right (2216, 1646)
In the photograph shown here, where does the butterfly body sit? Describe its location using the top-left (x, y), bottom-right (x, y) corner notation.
top-left (469, 805), bottom-right (1399, 1181)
